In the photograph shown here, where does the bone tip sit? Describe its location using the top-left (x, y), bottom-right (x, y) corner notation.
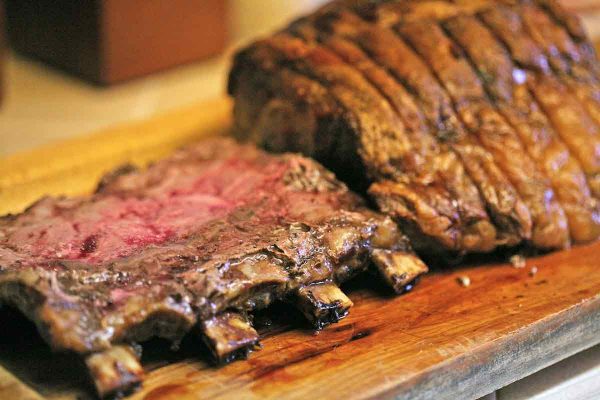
top-left (202, 312), bottom-right (260, 365)
top-left (371, 249), bottom-right (428, 294)
top-left (391, 273), bottom-right (421, 295)
top-left (85, 345), bottom-right (144, 399)
top-left (296, 282), bottom-right (353, 330)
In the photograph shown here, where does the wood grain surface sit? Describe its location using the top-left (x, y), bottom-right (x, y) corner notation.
top-left (0, 98), bottom-right (599, 400)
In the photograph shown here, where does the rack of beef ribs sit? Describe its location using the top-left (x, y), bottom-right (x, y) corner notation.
top-left (228, 0), bottom-right (600, 256)
top-left (0, 138), bottom-right (427, 397)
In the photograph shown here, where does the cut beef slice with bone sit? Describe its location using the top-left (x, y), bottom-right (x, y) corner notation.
top-left (228, 0), bottom-right (600, 253)
top-left (0, 138), bottom-right (426, 397)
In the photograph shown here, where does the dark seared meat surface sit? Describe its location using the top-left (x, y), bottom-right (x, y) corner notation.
top-left (442, 14), bottom-right (600, 243)
top-left (229, 0), bottom-right (600, 253)
top-left (0, 138), bottom-right (426, 397)
top-left (289, 16), bottom-right (498, 254)
top-left (395, 18), bottom-right (570, 249)
top-left (479, 5), bottom-right (600, 198)
top-left (537, 0), bottom-right (600, 74)
top-left (310, 8), bottom-right (531, 248)
top-left (233, 34), bottom-right (468, 253)
top-left (519, 3), bottom-right (600, 128)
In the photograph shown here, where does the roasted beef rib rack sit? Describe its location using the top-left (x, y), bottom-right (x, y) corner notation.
top-left (229, 0), bottom-right (600, 256)
top-left (0, 138), bottom-right (426, 398)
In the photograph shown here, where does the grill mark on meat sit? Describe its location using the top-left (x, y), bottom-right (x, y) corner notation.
top-left (395, 19), bottom-right (570, 250)
top-left (237, 33), bottom-right (470, 252)
top-left (442, 14), bottom-right (600, 243)
top-left (479, 6), bottom-right (600, 199)
top-left (322, 7), bottom-right (531, 247)
top-left (536, 0), bottom-right (600, 76)
top-left (288, 14), bottom-right (497, 253)
top-left (518, 3), bottom-right (600, 128)
top-left (345, 0), bottom-right (489, 24)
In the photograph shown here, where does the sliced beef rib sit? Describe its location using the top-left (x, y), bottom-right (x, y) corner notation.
top-left (0, 138), bottom-right (426, 398)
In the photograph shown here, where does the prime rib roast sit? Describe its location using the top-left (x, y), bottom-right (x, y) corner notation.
top-left (0, 138), bottom-right (426, 397)
top-left (3, 0), bottom-right (600, 398)
top-left (229, 0), bottom-right (600, 256)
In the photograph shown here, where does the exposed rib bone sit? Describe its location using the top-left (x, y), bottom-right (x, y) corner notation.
top-left (371, 249), bottom-right (429, 294)
top-left (85, 345), bottom-right (144, 399)
top-left (295, 282), bottom-right (353, 329)
top-left (201, 312), bottom-right (260, 364)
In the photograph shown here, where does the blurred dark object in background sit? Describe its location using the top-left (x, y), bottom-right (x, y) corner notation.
top-left (4, 0), bottom-right (228, 85)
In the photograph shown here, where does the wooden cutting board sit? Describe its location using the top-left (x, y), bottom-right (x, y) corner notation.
top-left (0, 98), bottom-right (599, 400)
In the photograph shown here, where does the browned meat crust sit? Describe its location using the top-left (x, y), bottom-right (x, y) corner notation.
top-left (479, 5), bottom-right (600, 198)
top-left (536, 0), bottom-right (600, 75)
top-left (519, 3), bottom-right (600, 128)
top-left (233, 34), bottom-right (471, 252)
top-left (395, 19), bottom-right (569, 250)
top-left (295, 8), bottom-right (533, 248)
top-left (228, 0), bottom-right (600, 253)
top-left (443, 14), bottom-right (600, 243)
top-left (229, 59), bottom-right (342, 168)
top-left (287, 17), bottom-right (497, 253)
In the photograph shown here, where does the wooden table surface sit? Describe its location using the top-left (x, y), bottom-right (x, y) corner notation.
top-left (0, 98), bottom-right (598, 400)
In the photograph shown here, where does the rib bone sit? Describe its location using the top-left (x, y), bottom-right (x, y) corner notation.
top-left (371, 249), bottom-right (429, 294)
top-left (85, 345), bottom-right (144, 399)
top-left (201, 312), bottom-right (260, 364)
top-left (296, 282), bottom-right (354, 329)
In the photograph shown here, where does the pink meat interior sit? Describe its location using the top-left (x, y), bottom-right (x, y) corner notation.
top-left (1, 153), bottom-right (338, 266)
